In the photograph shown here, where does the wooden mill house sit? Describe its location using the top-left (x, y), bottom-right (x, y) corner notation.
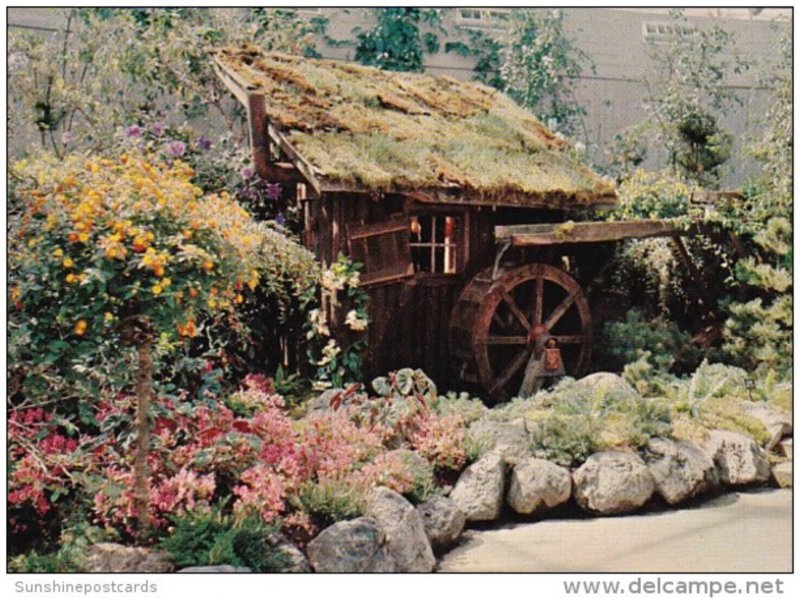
top-left (211, 47), bottom-right (699, 400)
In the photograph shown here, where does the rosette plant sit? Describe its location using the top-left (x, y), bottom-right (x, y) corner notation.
top-left (8, 151), bottom-right (262, 539)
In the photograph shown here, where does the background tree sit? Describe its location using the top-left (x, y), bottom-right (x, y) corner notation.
top-left (7, 8), bottom-right (323, 157)
top-left (637, 10), bottom-right (746, 186)
top-left (499, 8), bottom-right (592, 137)
top-left (353, 8), bottom-right (442, 72)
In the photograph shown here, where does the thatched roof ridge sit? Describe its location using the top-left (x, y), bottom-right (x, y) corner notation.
top-left (213, 46), bottom-right (616, 208)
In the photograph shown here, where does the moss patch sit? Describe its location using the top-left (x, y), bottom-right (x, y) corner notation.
top-left (213, 47), bottom-right (616, 207)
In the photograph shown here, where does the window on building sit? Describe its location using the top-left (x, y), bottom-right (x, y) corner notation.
top-left (346, 214), bottom-right (414, 286)
top-left (457, 8), bottom-right (510, 28)
top-left (409, 215), bottom-right (460, 274)
top-left (642, 21), bottom-right (698, 43)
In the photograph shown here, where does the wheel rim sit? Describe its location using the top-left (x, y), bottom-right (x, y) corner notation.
top-left (470, 264), bottom-right (592, 401)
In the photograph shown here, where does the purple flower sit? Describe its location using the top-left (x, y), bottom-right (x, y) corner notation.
top-left (125, 124), bottom-right (142, 138)
top-left (240, 166), bottom-right (255, 180)
top-left (151, 121), bottom-right (166, 136)
top-left (275, 214), bottom-right (287, 226)
top-left (198, 137), bottom-right (213, 151)
top-left (166, 141), bottom-right (186, 157)
top-left (266, 183), bottom-right (282, 201)
top-left (238, 186), bottom-right (255, 200)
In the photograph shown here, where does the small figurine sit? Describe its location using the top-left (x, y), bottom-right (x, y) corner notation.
top-left (519, 334), bottom-right (565, 397)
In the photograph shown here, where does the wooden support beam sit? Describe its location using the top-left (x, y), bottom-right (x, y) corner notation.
top-left (669, 237), bottom-right (715, 314)
top-left (266, 123), bottom-right (323, 197)
top-left (247, 94), bottom-right (270, 175)
top-left (495, 220), bottom-right (701, 246)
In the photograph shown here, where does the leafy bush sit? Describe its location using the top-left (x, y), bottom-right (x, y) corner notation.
top-left (159, 509), bottom-right (287, 572)
top-left (601, 309), bottom-right (701, 374)
top-left (492, 376), bottom-right (672, 467)
top-left (294, 479), bottom-right (367, 527)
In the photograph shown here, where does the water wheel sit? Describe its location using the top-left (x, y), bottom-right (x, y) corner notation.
top-left (450, 263), bottom-right (592, 403)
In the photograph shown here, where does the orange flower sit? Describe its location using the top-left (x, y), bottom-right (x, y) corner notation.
top-left (202, 260), bottom-right (214, 272)
top-left (62, 257), bottom-right (74, 269)
top-left (74, 319), bottom-right (88, 336)
top-left (67, 232), bottom-right (79, 243)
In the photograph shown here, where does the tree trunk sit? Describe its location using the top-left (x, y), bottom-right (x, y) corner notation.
top-left (133, 338), bottom-right (153, 541)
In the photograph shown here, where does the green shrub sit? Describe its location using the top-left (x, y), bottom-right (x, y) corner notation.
top-left (294, 479), bottom-right (367, 527)
top-left (602, 309), bottom-right (701, 373)
top-left (159, 509), bottom-right (287, 572)
top-left (489, 376), bottom-right (672, 467)
top-left (434, 391), bottom-right (489, 425)
top-left (9, 548), bottom-right (81, 573)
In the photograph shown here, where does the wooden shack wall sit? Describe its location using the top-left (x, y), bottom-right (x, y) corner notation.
top-left (311, 193), bottom-right (577, 388)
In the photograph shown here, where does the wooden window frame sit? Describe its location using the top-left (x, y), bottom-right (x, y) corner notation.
top-left (345, 214), bottom-right (414, 287)
top-left (408, 212), bottom-right (466, 276)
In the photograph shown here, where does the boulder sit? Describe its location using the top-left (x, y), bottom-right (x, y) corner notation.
top-left (306, 517), bottom-right (396, 573)
top-left (507, 457), bottom-right (572, 515)
top-left (177, 565), bottom-right (251, 573)
top-left (571, 372), bottom-right (639, 401)
top-left (467, 418), bottom-right (531, 465)
top-left (641, 438), bottom-right (719, 505)
top-left (778, 438), bottom-right (792, 459)
top-left (84, 543), bottom-right (172, 573)
top-left (265, 533), bottom-right (311, 573)
top-left (702, 430), bottom-right (771, 486)
top-left (572, 451), bottom-right (655, 515)
top-left (366, 487), bottom-right (435, 572)
top-left (416, 495), bottom-right (466, 553)
top-left (772, 461), bottom-right (792, 488)
top-left (739, 402), bottom-right (792, 451)
top-left (450, 452), bottom-right (507, 521)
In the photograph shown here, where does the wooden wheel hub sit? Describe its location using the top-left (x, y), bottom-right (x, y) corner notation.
top-left (450, 263), bottom-right (592, 403)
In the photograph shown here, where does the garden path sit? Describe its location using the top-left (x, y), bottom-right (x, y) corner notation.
top-left (438, 489), bottom-right (792, 573)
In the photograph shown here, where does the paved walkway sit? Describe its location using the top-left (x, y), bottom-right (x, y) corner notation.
top-left (438, 489), bottom-right (792, 573)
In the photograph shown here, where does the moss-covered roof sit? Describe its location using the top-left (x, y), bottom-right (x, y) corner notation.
top-left (213, 47), bottom-right (616, 208)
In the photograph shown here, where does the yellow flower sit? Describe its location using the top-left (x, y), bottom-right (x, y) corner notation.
top-left (202, 260), bottom-right (214, 272)
top-left (235, 294), bottom-right (244, 304)
top-left (78, 232), bottom-right (89, 243)
top-left (207, 298), bottom-right (217, 309)
top-left (62, 257), bottom-right (74, 269)
top-left (104, 312), bottom-right (115, 322)
top-left (74, 319), bottom-right (88, 336)
top-left (65, 273), bottom-right (77, 284)
top-left (53, 248), bottom-right (64, 258)
top-left (161, 277), bottom-right (172, 287)
top-left (151, 284), bottom-right (163, 296)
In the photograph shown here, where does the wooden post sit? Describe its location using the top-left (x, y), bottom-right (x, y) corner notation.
top-left (247, 94), bottom-right (270, 176)
top-left (133, 337), bottom-right (153, 541)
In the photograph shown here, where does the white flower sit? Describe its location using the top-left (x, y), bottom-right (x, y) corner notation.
top-left (308, 308), bottom-right (330, 337)
top-left (315, 339), bottom-right (341, 366)
top-left (321, 269), bottom-right (345, 292)
top-left (345, 310), bottom-right (368, 331)
top-left (574, 141), bottom-right (586, 153)
top-left (347, 271), bottom-right (361, 288)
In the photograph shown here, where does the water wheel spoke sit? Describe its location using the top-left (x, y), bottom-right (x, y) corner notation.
top-left (499, 290), bottom-right (531, 331)
top-left (488, 348), bottom-right (530, 395)
top-left (533, 277), bottom-right (544, 326)
top-left (553, 334), bottom-right (591, 344)
top-left (480, 335), bottom-right (528, 345)
top-left (544, 289), bottom-right (578, 330)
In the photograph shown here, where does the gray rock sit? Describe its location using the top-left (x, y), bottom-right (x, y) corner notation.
top-left (467, 418), bottom-right (531, 465)
top-left (450, 452), bottom-right (507, 521)
top-left (702, 430), bottom-right (771, 486)
top-left (572, 451), bottom-right (655, 515)
top-left (772, 461), bottom-right (792, 488)
top-left (307, 388), bottom-right (350, 414)
top-left (778, 439), bottom-right (793, 459)
top-left (571, 372), bottom-right (639, 401)
top-left (740, 402), bottom-right (792, 451)
top-left (642, 438), bottom-right (719, 505)
top-left (306, 517), bottom-right (396, 573)
top-left (366, 487), bottom-right (435, 572)
top-left (84, 543), bottom-right (173, 573)
top-left (266, 533), bottom-right (311, 573)
top-left (416, 495), bottom-right (466, 552)
top-left (507, 457), bottom-right (572, 515)
top-left (177, 565), bottom-right (251, 573)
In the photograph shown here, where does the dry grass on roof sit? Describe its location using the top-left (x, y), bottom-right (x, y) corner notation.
top-left (213, 47), bottom-right (615, 205)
